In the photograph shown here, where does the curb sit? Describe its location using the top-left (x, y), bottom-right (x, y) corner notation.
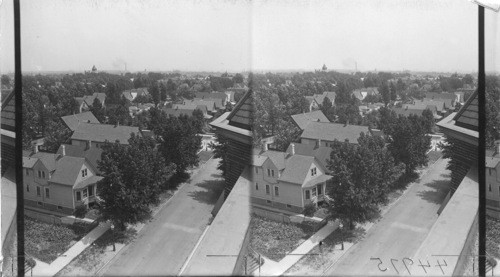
top-left (178, 225), bottom-right (211, 275)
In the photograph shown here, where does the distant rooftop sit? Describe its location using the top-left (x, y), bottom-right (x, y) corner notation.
top-left (71, 122), bottom-right (140, 144)
top-left (300, 121), bottom-right (370, 143)
top-left (291, 110), bottom-right (329, 130)
top-left (61, 111), bottom-right (100, 131)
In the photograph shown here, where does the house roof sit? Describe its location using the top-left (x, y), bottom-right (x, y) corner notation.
top-left (303, 174), bottom-right (332, 188)
top-left (251, 151), bottom-right (268, 166)
top-left (185, 99), bottom-right (216, 111)
top-left (279, 155), bottom-right (315, 184)
top-left (261, 150), bottom-right (287, 170)
top-left (57, 144), bottom-right (103, 174)
top-left (291, 110), bottom-right (329, 130)
top-left (425, 92), bottom-right (456, 101)
top-left (50, 156), bottom-right (86, 186)
top-left (22, 156), bottom-right (38, 168)
top-left (61, 111), bottom-right (100, 131)
top-left (74, 175), bottom-right (103, 190)
top-left (30, 152), bottom-right (60, 172)
top-left (392, 107), bottom-right (425, 117)
top-left (312, 91), bottom-right (336, 105)
top-left (71, 123), bottom-right (140, 144)
top-left (352, 87), bottom-right (379, 100)
top-left (227, 89), bottom-right (253, 131)
top-left (285, 143), bottom-right (332, 171)
top-left (300, 122), bottom-right (369, 144)
top-left (453, 90), bottom-right (478, 131)
top-left (162, 108), bottom-right (196, 117)
top-left (82, 93), bottom-right (106, 107)
top-left (1, 88), bottom-right (15, 132)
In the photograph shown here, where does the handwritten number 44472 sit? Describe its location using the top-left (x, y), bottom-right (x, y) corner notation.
top-left (370, 258), bottom-right (447, 275)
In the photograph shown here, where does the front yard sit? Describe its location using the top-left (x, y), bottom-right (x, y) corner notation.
top-left (250, 215), bottom-right (316, 261)
top-left (25, 216), bottom-right (96, 264)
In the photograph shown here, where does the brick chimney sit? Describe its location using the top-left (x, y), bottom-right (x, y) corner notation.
top-left (32, 144), bottom-right (38, 154)
top-left (61, 145), bottom-right (66, 156)
top-left (262, 141), bottom-right (268, 152)
top-left (290, 143), bottom-right (295, 156)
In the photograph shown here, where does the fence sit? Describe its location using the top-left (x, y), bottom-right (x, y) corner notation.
top-left (25, 209), bottom-right (62, 224)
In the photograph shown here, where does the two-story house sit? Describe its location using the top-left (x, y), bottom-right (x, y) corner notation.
top-left (486, 142), bottom-right (500, 219)
top-left (250, 143), bottom-right (332, 214)
top-left (23, 145), bottom-right (102, 215)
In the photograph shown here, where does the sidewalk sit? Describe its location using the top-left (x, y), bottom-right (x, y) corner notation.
top-left (253, 220), bottom-right (339, 276)
top-left (31, 221), bottom-right (110, 276)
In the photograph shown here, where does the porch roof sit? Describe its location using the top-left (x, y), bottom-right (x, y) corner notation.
top-left (74, 175), bottom-right (103, 190)
top-left (303, 174), bottom-right (332, 188)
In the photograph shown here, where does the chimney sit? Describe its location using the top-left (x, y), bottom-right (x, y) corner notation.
top-left (317, 139), bottom-right (322, 148)
top-left (290, 143), bottom-right (295, 156)
top-left (61, 145), bottom-right (66, 156)
top-left (262, 141), bottom-right (268, 152)
top-left (496, 140), bottom-right (500, 156)
top-left (87, 140), bottom-right (92, 150)
top-left (32, 144), bottom-right (38, 154)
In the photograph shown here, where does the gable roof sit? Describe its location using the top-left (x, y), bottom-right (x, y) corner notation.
top-left (82, 93), bottom-right (106, 107)
top-left (486, 149), bottom-right (500, 168)
top-left (261, 150), bottom-right (287, 170)
top-left (30, 152), bottom-right (59, 172)
top-left (453, 90), bottom-right (478, 131)
top-left (312, 91), bottom-right (336, 105)
top-left (61, 111), bottom-right (100, 131)
top-left (291, 110), bottom-right (329, 130)
top-left (49, 156), bottom-right (86, 186)
top-left (285, 143), bottom-right (332, 172)
top-left (1, 89), bottom-right (15, 132)
top-left (57, 144), bottom-right (103, 174)
top-left (300, 121), bottom-right (369, 144)
top-left (279, 155), bottom-right (315, 184)
top-left (71, 123), bottom-right (140, 144)
top-left (185, 99), bottom-right (216, 112)
top-left (227, 89), bottom-right (253, 131)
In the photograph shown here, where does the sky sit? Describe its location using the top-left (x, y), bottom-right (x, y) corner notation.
top-left (0, 0), bottom-right (499, 73)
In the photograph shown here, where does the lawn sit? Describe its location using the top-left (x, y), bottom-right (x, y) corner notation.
top-left (487, 216), bottom-right (500, 259)
top-left (427, 150), bottom-right (443, 165)
top-left (25, 216), bottom-right (96, 264)
top-left (250, 215), bottom-right (316, 261)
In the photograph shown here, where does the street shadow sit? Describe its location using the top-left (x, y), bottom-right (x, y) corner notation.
top-left (322, 225), bottom-right (367, 247)
top-left (210, 173), bottom-right (223, 179)
top-left (187, 179), bottom-right (225, 205)
top-left (417, 179), bottom-right (451, 205)
top-left (391, 171), bottom-right (419, 190)
top-left (165, 172), bottom-right (191, 190)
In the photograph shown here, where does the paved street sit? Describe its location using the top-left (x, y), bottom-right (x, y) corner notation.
top-left (100, 157), bottom-right (224, 276)
top-left (326, 158), bottom-right (451, 276)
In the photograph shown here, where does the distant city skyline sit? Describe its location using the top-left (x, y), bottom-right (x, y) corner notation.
top-left (1, 0), bottom-right (499, 74)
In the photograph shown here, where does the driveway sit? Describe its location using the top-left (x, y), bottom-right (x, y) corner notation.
top-left (325, 158), bottom-right (451, 276)
top-left (100, 157), bottom-right (224, 276)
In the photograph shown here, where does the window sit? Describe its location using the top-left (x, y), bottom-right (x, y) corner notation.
top-left (266, 185), bottom-right (270, 195)
top-left (57, 206), bottom-right (63, 210)
top-left (42, 171), bottom-right (45, 178)
top-left (26, 184), bottom-right (30, 192)
top-left (89, 185), bottom-right (94, 196)
top-left (255, 167), bottom-right (258, 174)
top-left (266, 200), bottom-right (272, 204)
top-left (312, 187), bottom-right (317, 197)
top-left (317, 185), bottom-right (322, 195)
top-left (76, 191), bottom-right (82, 201)
top-left (305, 190), bottom-right (310, 200)
top-left (267, 169), bottom-right (271, 177)
top-left (311, 168), bottom-right (317, 176)
top-left (255, 183), bottom-right (259, 191)
top-left (45, 188), bottom-right (50, 199)
top-left (83, 188), bottom-right (88, 199)
top-left (274, 186), bottom-right (279, 197)
top-left (489, 184), bottom-right (492, 192)
top-left (81, 169), bottom-right (88, 178)
top-left (37, 186), bottom-right (41, 197)
top-left (271, 170), bottom-right (275, 177)
top-left (25, 168), bottom-right (29, 176)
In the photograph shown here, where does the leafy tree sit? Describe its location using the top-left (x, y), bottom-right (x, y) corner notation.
top-left (210, 132), bottom-right (229, 178)
top-left (232, 73), bottom-right (244, 84)
top-left (379, 81), bottom-right (390, 106)
top-left (157, 114), bottom-right (201, 174)
top-left (149, 83), bottom-right (161, 107)
top-left (1, 75), bottom-right (11, 87)
top-left (463, 74), bottom-right (474, 85)
top-left (486, 76), bottom-right (500, 147)
top-left (326, 133), bottom-right (397, 229)
top-left (421, 108), bottom-right (435, 134)
top-left (90, 97), bottom-right (106, 123)
top-left (191, 109), bottom-right (205, 133)
top-left (43, 118), bottom-right (72, 153)
top-left (387, 114), bottom-right (430, 175)
top-left (159, 82), bottom-right (168, 102)
top-left (390, 82), bottom-right (397, 101)
top-left (97, 134), bottom-right (175, 230)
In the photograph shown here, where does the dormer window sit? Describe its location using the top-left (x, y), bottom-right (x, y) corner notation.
top-left (311, 168), bottom-right (317, 176)
top-left (271, 170), bottom-right (275, 177)
top-left (38, 170), bottom-right (45, 179)
top-left (81, 168), bottom-right (88, 177)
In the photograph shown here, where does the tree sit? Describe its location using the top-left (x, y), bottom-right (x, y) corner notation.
top-left (43, 119), bottom-right (72, 153)
top-left (387, 114), bottom-right (430, 175)
top-left (157, 114), bottom-right (201, 174)
top-left (379, 81), bottom-right (390, 106)
top-left (421, 108), bottom-right (435, 134)
top-left (97, 134), bottom-right (175, 230)
top-left (149, 83), bottom-right (161, 107)
top-left (210, 132), bottom-right (229, 178)
top-left (90, 97), bottom-right (106, 123)
top-left (463, 74), bottom-right (474, 85)
top-left (232, 73), bottom-right (244, 84)
top-left (486, 76), bottom-right (500, 147)
top-left (159, 82), bottom-right (168, 102)
top-left (1, 75), bottom-right (11, 87)
top-left (326, 133), bottom-right (397, 229)
top-left (390, 82), bottom-right (397, 101)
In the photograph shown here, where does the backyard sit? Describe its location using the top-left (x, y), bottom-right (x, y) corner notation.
top-left (250, 215), bottom-right (317, 261)
top-left (25, 216), bottom-right (96, 264)
top-left (487, 215), bottom-right (500, 260)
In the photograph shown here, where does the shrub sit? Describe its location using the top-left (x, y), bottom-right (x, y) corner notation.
top-left (26, 257), bottom-right (36, 268)
top-left (487, 256), bottom-right (497, 268)
top-left (303, 203), bottom-right (317, 217)
top-left (74, 205), bottom-right (88, 218)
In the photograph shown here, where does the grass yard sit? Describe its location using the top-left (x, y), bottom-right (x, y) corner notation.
top-left (487, 216), bottom-right (500, 259)
top-left (25, 216), bottom-right (95, 264)
top-left (250, 215), bottom-right (316, 261)
top-left (427, 150), bottom-right (443, 165)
